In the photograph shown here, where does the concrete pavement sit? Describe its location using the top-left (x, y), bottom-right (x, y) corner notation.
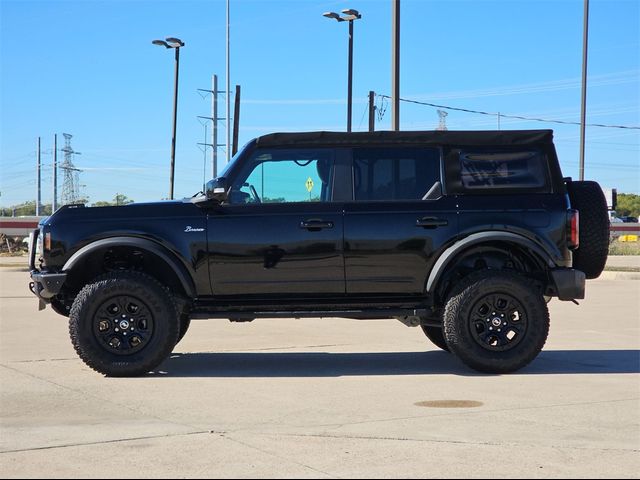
top-left (1, 267), bottom-right (639, 478)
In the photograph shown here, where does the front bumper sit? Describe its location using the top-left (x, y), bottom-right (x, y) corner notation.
top-left (27, 227), bottom-right (67, 308)
top-left (29, 271), bottom-right (67, 310)
top-left (550, 268), bottom-right (586, 301)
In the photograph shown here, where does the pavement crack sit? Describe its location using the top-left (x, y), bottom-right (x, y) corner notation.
top-left (265, 432), bottom-right (640, 453)
top-left (0, 431), bottom-right (212, 455)
top-left (223, 434), bottom-right (340, 479)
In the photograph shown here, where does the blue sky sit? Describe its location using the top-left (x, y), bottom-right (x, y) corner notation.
top-left (1, 0), bottom-right (638, 208)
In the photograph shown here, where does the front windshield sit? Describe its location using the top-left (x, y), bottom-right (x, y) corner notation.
top-left (217, 141), bottom-right (251, 179)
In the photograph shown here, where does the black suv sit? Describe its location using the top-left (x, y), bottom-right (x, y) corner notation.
top-left (28, 130), bottom-right (609, 376)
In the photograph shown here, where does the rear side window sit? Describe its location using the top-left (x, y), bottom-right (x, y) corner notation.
top-left (459, 149), bottom-right (547, 190)
top-left (353, 148), bottom-right (440, 201)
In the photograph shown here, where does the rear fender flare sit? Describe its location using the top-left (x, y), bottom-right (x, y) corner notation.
top-left (426, 232), bottom-right (555, 294)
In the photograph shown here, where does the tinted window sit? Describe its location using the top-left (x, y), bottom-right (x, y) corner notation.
top-left (230, 149), bottom-right (334, 204)
top-left (460, 150), bottom-right (547, 189)
top-left (353, 148), bottom-right (440, 201)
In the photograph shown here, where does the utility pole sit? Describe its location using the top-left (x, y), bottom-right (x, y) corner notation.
top-left (391, 0), bottom-right (400, 131)
top-left (226, 0), bottom-right (231, 164)
top-left (232, 85), bottom-right (241, 156)
top-left (368, 91), bottom-right (375, 132)
top-left (212, 75), bottom-right (218, 178)
top-left (579, 0), bottom-right (589, 181)
top-left (52, 134), bottom-right (57, 212)
top-left (36, 137), bottom-right (41, 216)
top-left (197, 74), bottom-right (229, 179)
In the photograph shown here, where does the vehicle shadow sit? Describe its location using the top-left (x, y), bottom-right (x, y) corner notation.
top-left (150, 349), bottom-right (640, 378)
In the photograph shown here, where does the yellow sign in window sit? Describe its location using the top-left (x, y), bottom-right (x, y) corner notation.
top-left (305, 177), bottom-right (314, 193)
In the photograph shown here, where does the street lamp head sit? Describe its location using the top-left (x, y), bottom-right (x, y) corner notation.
top-left (341, 8), bottom-right (361, 18)
top-left (152, 39), bottom-right (171, 48)
top-left (165, 37), bottom-right (185, 47)
top-left (323, 11), bottom-right (345, 21)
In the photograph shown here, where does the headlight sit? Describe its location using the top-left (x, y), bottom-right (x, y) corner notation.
top-left (36, 230), bottom-right (43, 260)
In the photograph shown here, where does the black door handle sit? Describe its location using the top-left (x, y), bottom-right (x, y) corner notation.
top-left (300, 219), bottom-right (334, 231)
top-left (416, 217), bottom-right (448, 228)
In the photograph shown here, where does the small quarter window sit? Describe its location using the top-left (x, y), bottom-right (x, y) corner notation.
top-left (460, 150), bottom-right (547, 190)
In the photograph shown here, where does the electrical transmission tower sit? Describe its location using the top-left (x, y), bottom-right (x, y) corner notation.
top-left (198, 74), bottom-right (229, 180)
top-left (437, 110), bottom-right (448, 131)
top-left (60, 133), bottom-right (82, 205)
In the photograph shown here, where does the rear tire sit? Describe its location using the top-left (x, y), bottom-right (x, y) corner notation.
top-left (69, 271), bottom-right (179, 376)
top-left (567, 181), bottom-right (609, 279)
top-left (443, 270), bottom-right (549, 374)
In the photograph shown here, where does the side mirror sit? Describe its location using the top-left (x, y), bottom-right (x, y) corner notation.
top-left (205, 177), bottom-right (229, 203)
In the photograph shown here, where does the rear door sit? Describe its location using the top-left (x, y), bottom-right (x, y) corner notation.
top-left (344, 147), bottom-right (459, 295)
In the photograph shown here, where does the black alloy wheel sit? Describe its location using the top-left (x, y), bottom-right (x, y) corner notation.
top-left (93, 296), bottom-right (155, 355)
top-left (468, 293), bottom-right (528, 352)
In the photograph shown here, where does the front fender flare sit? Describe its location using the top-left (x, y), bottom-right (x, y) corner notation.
top-left (63, 236), bottom-right (196, 298)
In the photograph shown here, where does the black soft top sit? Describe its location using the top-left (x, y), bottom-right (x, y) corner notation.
top-left (255, 130), bottom-right (554, 148)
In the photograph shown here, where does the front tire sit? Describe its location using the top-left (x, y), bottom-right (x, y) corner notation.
top-left (420, 324), bottom-right (450, 352)
top-left (443, 271), bottom-right (549, 374)
top-left (69, 271), bottom-right (179, 376)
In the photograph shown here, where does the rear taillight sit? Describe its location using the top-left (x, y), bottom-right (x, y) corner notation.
top-left (567, 209), bottom-right (579, 249)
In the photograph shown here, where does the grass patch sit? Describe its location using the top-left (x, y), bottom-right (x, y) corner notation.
top-left (604, 265), bottom-right (640, 272)
top-left (609, 241), bottom-right (640, 256)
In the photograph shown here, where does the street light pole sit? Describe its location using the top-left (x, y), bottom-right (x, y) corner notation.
top-left (347, 19), bottom-right (354, 132)
top-left (153, 37), bottom-right (185, 200)
top-left (391, 0), bottom-right (400, 131)
top-left (170, 45), bottom-right (180, 200)
top-left (579, 0), bottom-right (589, 181)
top-left (323, 9), bottom-right (362, 133)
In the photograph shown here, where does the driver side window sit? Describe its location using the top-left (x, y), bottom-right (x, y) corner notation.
top-left (230, 149), bottom-right (335, 204)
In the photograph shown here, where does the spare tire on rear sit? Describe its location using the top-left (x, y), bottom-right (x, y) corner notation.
top-left (567, 180), bottom-right (609, 279)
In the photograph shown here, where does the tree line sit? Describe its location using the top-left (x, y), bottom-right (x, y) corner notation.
top-left (0, 194), bottom-right (134, 217)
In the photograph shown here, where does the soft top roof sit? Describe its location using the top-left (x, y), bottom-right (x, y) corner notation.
top-left (255, 130), bottom-right (554, 148)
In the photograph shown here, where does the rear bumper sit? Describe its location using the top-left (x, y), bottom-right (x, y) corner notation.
top-left (550, 268), bottom-right (585, 301)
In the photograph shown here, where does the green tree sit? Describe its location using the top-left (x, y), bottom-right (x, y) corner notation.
top-left (91, 194), bottom-right (134, 207)
top-left (616, 193), bottom-right (640, 218)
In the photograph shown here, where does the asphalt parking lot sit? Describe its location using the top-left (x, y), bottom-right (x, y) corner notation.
top-left (1, 262), bottom-right (639, 478)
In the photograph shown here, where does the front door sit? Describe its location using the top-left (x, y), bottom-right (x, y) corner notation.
top-left (344, 147), bottom-right (459, 295)
top-left (207, 147), bottom-right (345, 297)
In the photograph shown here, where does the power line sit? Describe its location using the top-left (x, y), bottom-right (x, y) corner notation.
top-left (377, 94), bottom-right (640, 130)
